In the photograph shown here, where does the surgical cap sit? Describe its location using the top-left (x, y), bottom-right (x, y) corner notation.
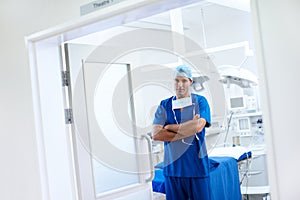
top-left (175, 65), bottom-right (193, 81)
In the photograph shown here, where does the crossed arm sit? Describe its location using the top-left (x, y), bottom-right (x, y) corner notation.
top-left (152, 114), bottom-right (206, 142)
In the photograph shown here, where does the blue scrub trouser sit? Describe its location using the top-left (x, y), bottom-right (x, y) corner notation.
top-left (165, 176), bottom-right (211, 200)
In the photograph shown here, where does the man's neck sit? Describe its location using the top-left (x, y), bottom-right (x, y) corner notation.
top-left (176, 94), bottom-right (191, 99)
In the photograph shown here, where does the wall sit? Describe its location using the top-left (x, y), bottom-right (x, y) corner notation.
top-left (0, 0), bottom-right (86, 199)
top-left (251, 0), bottom-right (300, 199)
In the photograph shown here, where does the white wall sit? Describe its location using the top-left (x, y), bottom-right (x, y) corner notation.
top-left (251, 0), bottom-right (300, 199)
top-left (0, 1), bottom-right (87, 199)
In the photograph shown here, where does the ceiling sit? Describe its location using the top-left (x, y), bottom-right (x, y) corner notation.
top-left (68, 0), bottom-right (251, 46)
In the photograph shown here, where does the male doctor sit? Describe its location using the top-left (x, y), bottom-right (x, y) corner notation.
top-left (152, 65), bottom-right (211, 200)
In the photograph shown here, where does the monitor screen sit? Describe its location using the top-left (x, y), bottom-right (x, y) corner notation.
top-left (230, 96), bottom-right (245, 109)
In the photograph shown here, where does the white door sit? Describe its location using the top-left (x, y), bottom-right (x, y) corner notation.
top-left (65, 43), bottom-right (153, 200)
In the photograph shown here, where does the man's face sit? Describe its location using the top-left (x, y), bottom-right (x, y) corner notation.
top-left (174, 76), bottom-right (192, 98)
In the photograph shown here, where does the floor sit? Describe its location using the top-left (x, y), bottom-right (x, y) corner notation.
top-left (242, 193), bottom-right (271, 200)
top-left (152, 192), bottom-right (166, 200)
top-left (152, 192), bottom-right (271, 200)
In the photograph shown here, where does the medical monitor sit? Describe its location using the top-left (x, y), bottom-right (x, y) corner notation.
top-left (229, 96), bottom-right (246, 111)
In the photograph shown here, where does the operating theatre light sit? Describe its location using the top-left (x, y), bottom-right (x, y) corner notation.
top-left (218, 65), bottom-right (258, 88)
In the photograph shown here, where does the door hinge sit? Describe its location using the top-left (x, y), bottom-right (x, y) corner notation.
top-left (64, 108), bottom-right (73, 124)
top-left (62, 71), bottom-right (70, 86)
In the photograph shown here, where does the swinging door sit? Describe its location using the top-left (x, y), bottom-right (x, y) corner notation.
top-left (64, 43), bottom-right (153, 200)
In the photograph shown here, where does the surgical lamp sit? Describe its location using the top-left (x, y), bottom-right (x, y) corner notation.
top-left (192, 75), bottom-right (209, 91)
top-left (218, 65), bottom-right (258, 88)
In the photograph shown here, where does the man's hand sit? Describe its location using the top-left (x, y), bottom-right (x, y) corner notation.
top-left (193, 114), bottom-right (206, 133)
top-left (152, 124), bottom-right (177, 141)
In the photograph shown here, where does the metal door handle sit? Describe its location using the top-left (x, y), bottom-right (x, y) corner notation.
top-left (247, 171), bottom-right (263, 176)
top-left (141, 134), bottom-right (154, 182)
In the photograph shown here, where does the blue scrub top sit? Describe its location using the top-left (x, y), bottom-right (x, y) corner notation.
top-left (153, 93), bottom-right (211, 178)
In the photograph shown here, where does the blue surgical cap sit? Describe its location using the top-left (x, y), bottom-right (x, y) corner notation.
top-left (175, 65), bottom-right (193, 81)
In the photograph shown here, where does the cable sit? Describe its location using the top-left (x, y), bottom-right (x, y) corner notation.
top-left (239, 154), bottom-right (253, 200)
top-left (239, 153), bottom-right (252, 185)
top-left (223, 111), bottom-right (234, 147)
